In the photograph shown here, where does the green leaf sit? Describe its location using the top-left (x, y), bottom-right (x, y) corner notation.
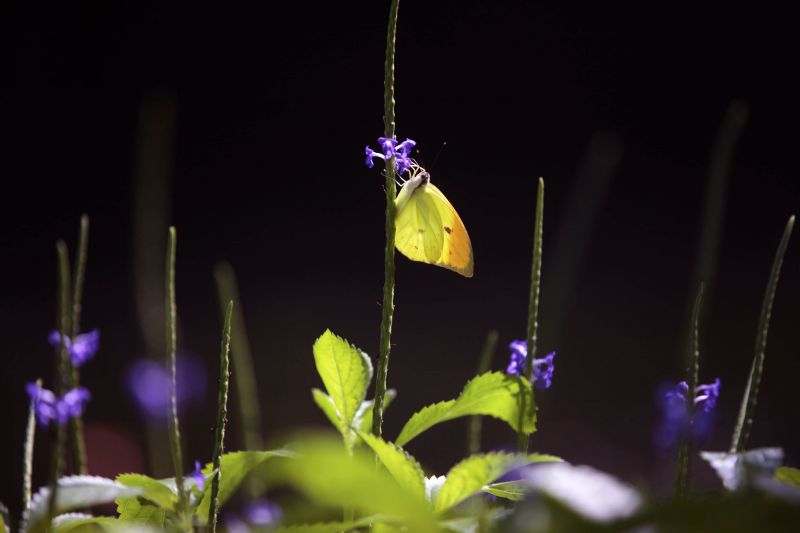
top-left (275, 515), bottom-right (396, 532)
top-left (435, 452), bottom-right (531, 512)
top-left (272, 433), bottom-right (438, 530)
top-left (358, 432), bottom-right (426, 501)
top-left (775, 466), bottom-right (800, 487)
top-left (115, 474), bottom-right (176, 510)
top-left (313, 330), bottom-right (373, 446)
top-left (195, 449), bottom-right (294, 521)
top-left (311, 388), bottom-right (340, 428)
top-left (24, 476), bottom-right (143, 533)
top-left (116, 498), bottom-right (166, 528)
top-left (57, 517), bottom-right (158, 533)
top-left (396, 372), bottom-right (535, 447)
top-left (482, 481), bottom-right (527, 501)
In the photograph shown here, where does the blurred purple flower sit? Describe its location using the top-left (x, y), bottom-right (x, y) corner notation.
top-left (365, 137), bottom-right (416, 174)
top-left (48, 329), bottom-right (100, 367)
top-left (191, 460), bottom-right (205, 490)
top-left (126, 353), bottom-right (206, 420)
top-left (505, 340), bottom-right (556, 389)
top-left (26, 382), bottom-right (90, 427)
top-left (243, 499), bottom-right (283, 527)
top-left (656, 378), bottom-right (721, 449)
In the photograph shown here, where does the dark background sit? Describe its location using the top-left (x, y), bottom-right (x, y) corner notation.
top-left (5, 0), bottom-right (799, 516)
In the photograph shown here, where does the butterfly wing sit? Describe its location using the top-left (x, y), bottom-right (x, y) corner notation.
top-left (395, 182), bottom-right (474, 278)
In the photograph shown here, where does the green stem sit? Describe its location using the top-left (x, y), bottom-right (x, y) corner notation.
top-left (47, 242), bottom-right (72, 530)
top-left (68, 214), bottom-right (90, 475)
top-left (208, 301), bottom-right (233, 533)
top-left (468, 330), bottom-right (498, 455)
top-left (23, 378), bottom-right (42, 512)
top-left (213, 262), bottom-right (263, 452)
top-left (730, 215), bottom-right (795, 452)
top-left (674, 283), bottom-right (704, 499)
top-left (165, 227), bottom-right (188, 521)
top-left (518, 178), bottom-right (544, 453)
top-left (372, 0), bottom-right (400, 438)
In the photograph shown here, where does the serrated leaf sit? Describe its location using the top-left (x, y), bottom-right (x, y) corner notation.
top-left (24, 476), bottom-right (143, 533)
top-left (435, 453), bottom-right (531, 512)
top-left (58, 517), bottom-right (158, 533)
top-left (115, 474), bottom-right (176, 510)
top-left (358, 432), bottom-right (426, 501)
top-left (701, 447), bottom-right (784, 490)
top-left (311, 388), bottom-right (340, 428)
top-left (272, 433), bottom-right (438, 530)
top-left (396, 372), bottom-right (535, 447)
top-left (53, 513), bottom-right (94, 530)
top-left (195, 449), bottom-right (295, 522)
top-left (776, 467), bottom-right (800, 487)
top-left (116, 498), bottom-right (165, 528)
top-left (313, 330), bottom-right (373, 445)
top-left (275, 514), bottom-right (396, 532)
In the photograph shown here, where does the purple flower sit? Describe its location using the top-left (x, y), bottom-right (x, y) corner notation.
top-left (191, 460), bottom-right (205, 490)
top-left (656, 378), bottom-right (721, 449)
top-left (126, 354), bottom-right (207, 421)
top-left (26, 382), bottom-right (90, 427)
top-left (364, 137), bottom-right (416, 174)
top-left (48, 329), bottom-right (100, 367)
top-left (505, 340), bottom-right (556, 389)
top-left (243, 499), bottom-right (283, 527)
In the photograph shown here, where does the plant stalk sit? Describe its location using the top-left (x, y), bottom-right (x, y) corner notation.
top-left (372, 0), bottom-right (401, 438)
top-left (23, 378), bottom-right (42, 512)
top-left (68, 214), bottom-right (90, 474)
top-left (208, 301), bottom-right (233, 533)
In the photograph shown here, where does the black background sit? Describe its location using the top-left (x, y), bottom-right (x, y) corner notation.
top-left (5, 0), bottom-right (799, 517)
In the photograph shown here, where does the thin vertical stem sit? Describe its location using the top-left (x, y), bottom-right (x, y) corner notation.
top-left (372, 0), bottom-right (401, 438)
top-left (674, 283), bottom-right (704, 499)
top-left (23, 378), bottom-right (42, 512)
top-left (165, 227), bottom-right (187, 517)
top-left (47, 242), bottom-right (72, 529)
top-left (468, 330), bottom-right (498, 455)
top-left (730, 215), bottom-right (795, 452)
top-left (208, 301), bottom-right (233, 533)
top-left (214, 262), bottom-right (263, 452)
top-left (68, 214), bottom-right (90, 474)
top-left (518, 178), bottom-right (544, 452)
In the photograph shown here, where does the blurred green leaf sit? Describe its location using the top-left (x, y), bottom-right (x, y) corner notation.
top-left (775, 466), bottom-right (800, 487)
top-left (275, 515), bottom-right (396, 532)
top-left (396, 372), bottom-right (535, 447)
top-left (116, 497), bottom-right (165, 528)
top-left (195, 450), bottom-right (295, 521)
top-left (271, 433), bottom-right (438, 530)
top-left (115, 474), bottom-right (176, 510)
top-left (313, 330), bottom-right (373, 449)
top-left (482, 481), bottom-right (528, 501)
top-left (358, 432), bottom-right (426, 501)
top-left (311, 388), bottom-right (340, 428)
top-left (435, 452), bottom-right (531, 512)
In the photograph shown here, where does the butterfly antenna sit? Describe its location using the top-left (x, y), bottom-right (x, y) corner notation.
top-left (429, 141), bottom-right (447, 173)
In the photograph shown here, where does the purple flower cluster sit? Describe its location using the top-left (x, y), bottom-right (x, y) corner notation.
top-left (49, 329), bottom-right (100, 367)
top-left (365, 137), bottom-right (416, 175)
top-left (506, 340), bottom-right (556, 390)
top-left (657, 378), bottom-right (720, 449)
top-left (26, 382), bottom-right (90, 427)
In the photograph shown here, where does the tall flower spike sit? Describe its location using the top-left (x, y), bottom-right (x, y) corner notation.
top-left (364, 137), bottom-right (416, 174)
top-left (505, 340), bottom-right (556, 389)
top-left (49, 329), bottom-right (100, 367)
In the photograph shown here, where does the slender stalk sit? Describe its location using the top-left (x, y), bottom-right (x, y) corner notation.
top-left (213, 262), bottom-right (263, 452)
top-left (208, 301), bottom-right (233, 533)
top-left (165, 227), bottom-right (188, 519)
top-left (68, 214), bottom-right (90, 474)
top-left (23, 378), bottom-right (42, 512)
top-left (518, 178), bottom-right (544, 452)
top-left (467, 330), bottom-right (498, 455)
top-left (674, 283), bottom-right (704, 499)
top-left (372, 0), bottom-right (400, 438)
top-left (730, 215), bottom-right (795, 452)
top-left (47, 242), bottom-right (72, 529)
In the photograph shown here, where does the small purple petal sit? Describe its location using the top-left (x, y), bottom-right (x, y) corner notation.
top-left (191, 460), bottom-right (206, 490)
top-left (57, 387), bottom-right (91, 424)
top-left (695, 378), bottom-right (720, 412)
top-left (377, 137), bottom-right (398, 158)
top-left (126, 354), bottom-right (207, 421)
top-left (69, 329), bottom-right (100, 367)
top-left (532, 352), bottom-right (556, 389)
top-left (27, 382), bottom-right (59, 426)
top-left (243, 499), bottom-right (283, 527)
top-left (365, 146), bottom-right (385, 169)
top-left (395, 138), bottom-right (416, 158)
top-left (48, 331), bottom-right (71, 350)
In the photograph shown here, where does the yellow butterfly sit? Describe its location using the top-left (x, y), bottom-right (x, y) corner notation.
top-left (394, 163), bottom-right (474, 277)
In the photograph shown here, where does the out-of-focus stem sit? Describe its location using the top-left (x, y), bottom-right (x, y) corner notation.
top-left (208, 301), bottom-right (233, 533)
